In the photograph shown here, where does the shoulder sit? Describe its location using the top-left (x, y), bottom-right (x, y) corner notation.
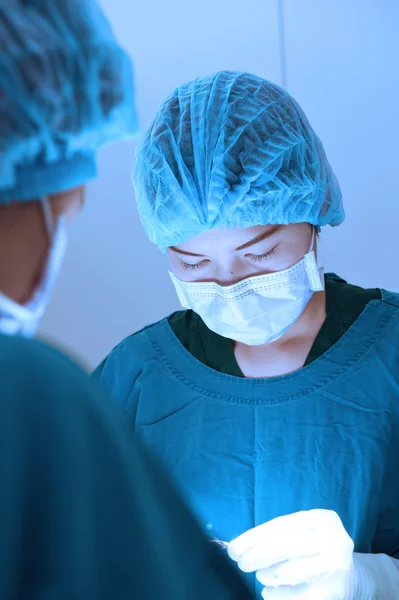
top-left (376, 289), bottom-right (399, 340)
top-left (326, 274), bottom-right (399, 319)
top-left (0, 334), bottom-right (87, 386)
top-left (379, 288), bottom-right (399, 309)
top-left (96, 316), bottom-right (170, 368)
top-left (0, 334), bottom-right (118, 427)
top-left (325, 273), bottom-right (381, 303)
top-left (91, 316), bottom-right (171, 403)
top-left (354, 284), bottom-right (399, 347)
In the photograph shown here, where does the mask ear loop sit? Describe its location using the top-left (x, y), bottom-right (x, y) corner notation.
top-left (40, 196), bottom-right (54, 241)
top-left (305, 227), bottom-right (325, 291)
top-left (308, 226), bottom-right (317, 254)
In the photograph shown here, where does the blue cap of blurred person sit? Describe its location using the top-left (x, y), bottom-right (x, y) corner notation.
top-left (0, 0), bottom-right (138, 204)
top-left (0, 0), bottom-right (138, 335)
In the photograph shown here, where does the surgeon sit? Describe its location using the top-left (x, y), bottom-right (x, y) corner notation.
top-left (0, 7), bottom-right (254, 599)
top-left (94, 71), bottom-right (399, 598)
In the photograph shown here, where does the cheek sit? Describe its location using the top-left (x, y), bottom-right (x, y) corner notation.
top-left (51, 186), bottom-right (85, 223)
top-left (286, 246), bottom-right (308, 269)
top-left (170, 265), bottom-right (204, 283)
top-left (277, 229), bottom-right (313, 270)
top-left (62, 195), bottom-right (84, 223)
top-left (166, 251), bottom-right (180, 272)
top-left (266, 245), bottom-right (307, 273)
top-left (166, 254), bottom-right (191, 281)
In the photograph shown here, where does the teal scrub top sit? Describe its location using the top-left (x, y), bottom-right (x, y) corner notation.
top-left (93, 277), bottom-right (399, 596)
top-left (0, 334), bottom-right (252, 600)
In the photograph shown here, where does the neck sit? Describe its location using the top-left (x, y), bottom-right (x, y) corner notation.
top-left (277, 288), bottom-right (326, 346)
top-left (233, 289), bottom-right (327, 376)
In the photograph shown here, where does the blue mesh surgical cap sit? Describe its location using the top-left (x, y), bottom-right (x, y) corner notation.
top-left (0, 0), bottom-right (138, 204)
top-left (133, 71), bottom-right (344, 251)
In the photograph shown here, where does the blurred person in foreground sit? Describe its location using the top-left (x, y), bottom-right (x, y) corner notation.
top-left (0, 3), bottom-right (253, 599)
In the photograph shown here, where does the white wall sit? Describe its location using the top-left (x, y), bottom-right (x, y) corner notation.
top-left (283, 0), bottom-right (399, 287)
top-left (38, 0), bottom-right (399, 369)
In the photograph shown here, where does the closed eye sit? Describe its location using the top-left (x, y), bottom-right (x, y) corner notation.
top-left (180, 259), bottom-right (210, 271)
top-left (246, 247), bottom-right (277, 263)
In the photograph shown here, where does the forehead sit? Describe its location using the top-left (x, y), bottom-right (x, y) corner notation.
top-left (173, 225), bottom-right (278, 254)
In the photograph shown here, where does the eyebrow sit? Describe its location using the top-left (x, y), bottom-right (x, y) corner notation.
top-left (169, 225), bottom-right (282, 257)
top-left (235, 225), bottom-right (282, 251)
top-left (169, 247), bottom-right (206, 257)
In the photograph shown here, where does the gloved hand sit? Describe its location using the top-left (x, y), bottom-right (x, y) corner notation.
top-left (228, 509), bottom-right (355, 599)
top-left (228, 509), bottom-right (399, 599)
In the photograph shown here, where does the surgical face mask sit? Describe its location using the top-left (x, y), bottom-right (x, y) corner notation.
top-left (0, 197), bottom-right (68, 337)
top-left (169, 232), bottom-right (324, 346)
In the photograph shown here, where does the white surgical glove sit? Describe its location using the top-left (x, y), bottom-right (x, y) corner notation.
top-left (350, 552), bottom-right (399, 599)
top-left (228, 509), bottom-right (399, 599)
top-left (228, 509), bottom-right (355, 599)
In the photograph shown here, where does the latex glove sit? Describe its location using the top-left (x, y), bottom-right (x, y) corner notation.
top-left (350, 553), bottom-right (399, 599)
top-left (228, 509), bottom-right (355, 599)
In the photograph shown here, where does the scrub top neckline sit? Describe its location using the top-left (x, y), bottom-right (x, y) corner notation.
top-left (145, 299), bottom-right (395, 406)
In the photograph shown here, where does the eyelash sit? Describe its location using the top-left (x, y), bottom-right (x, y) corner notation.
top-left (247, 247), bottom-right (277, 263)
top-left (181, 259), bottom-right (209, 271)
top-left (180, 247), bottom-right (277, 270)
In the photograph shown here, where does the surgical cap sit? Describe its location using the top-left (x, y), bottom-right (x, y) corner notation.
top-left (0, 0), bottom-right (138, 204)
top-left (133, 71), bottom-right (344, 252)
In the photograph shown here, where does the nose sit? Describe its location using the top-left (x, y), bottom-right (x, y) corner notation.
top-left (213, 268), bottom-right (246, 287)
top-left (208, 254), bottom-right (254, 286)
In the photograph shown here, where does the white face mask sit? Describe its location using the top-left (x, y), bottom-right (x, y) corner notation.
top-left (0, 197), bottom-right (68, 338)
top-left (169, 232), bottom-right (324, 346)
